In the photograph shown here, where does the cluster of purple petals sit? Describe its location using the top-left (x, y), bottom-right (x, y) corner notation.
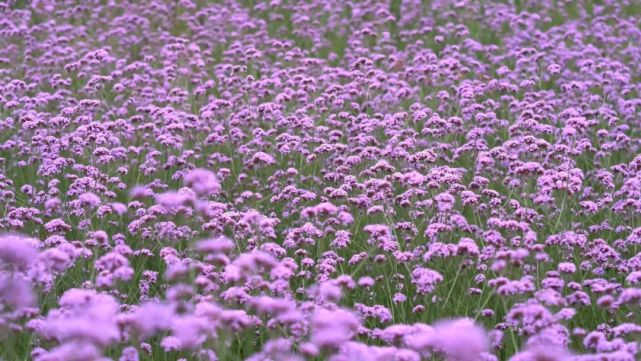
top-left (1, 0), bottom-right (641, 360)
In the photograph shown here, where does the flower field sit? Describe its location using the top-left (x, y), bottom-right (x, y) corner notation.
top-left (1, 0), bottom-right (641, 360)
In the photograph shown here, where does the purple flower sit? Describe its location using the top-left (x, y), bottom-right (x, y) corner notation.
top-left (311, 307), bottom-right (360, 348)
top-left (416, 318), bottom-right (489, 361)
top-left (0, 233), bottom-right (38, 271)
top-left (183, 169), bottom-right (221, 196)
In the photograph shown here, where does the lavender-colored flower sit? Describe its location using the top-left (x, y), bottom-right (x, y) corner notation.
top-left (0, 233), bottom-right (38, 271)
top-left (183, 169), bottom-right (221, 196)
top-left (414, 318), bottom-right (489, 361)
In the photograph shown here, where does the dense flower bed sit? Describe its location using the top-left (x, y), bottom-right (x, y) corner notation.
top-left (1, 0), bottom-right (641, 360)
